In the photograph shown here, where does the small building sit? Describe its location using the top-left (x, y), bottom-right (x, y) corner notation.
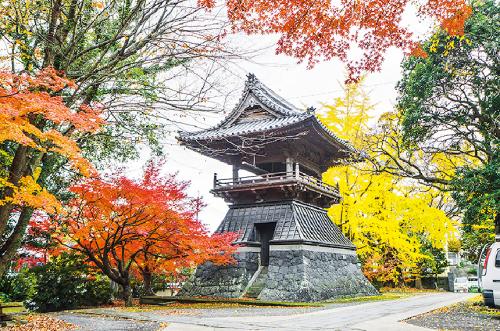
top-left (178, 74), bottom-right (376, 301)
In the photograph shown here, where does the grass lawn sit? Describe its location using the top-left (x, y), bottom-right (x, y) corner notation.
top-left (139, 296), bottom-right (323, 308)
top-left (118, 301), bottom-right (308, 312)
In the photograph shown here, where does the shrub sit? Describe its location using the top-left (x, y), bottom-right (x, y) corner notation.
top-left (0, 292), bottom-right (10, 303)
top-left (26, 253), bottom-right (112, 312)
top-left (0, 267), bottom-right (36, 302)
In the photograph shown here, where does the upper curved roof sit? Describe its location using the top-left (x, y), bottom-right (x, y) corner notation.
top-left (178, 73), bottom-right (361, 161)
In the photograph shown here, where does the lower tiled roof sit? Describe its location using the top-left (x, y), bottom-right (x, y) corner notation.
top-left (215, 200), bottom-right (354, 249)
top-left (292, 201), bottom-right (353, 247)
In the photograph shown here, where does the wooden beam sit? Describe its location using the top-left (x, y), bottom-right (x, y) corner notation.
top-left (240, 162), bottom-right (269, 175)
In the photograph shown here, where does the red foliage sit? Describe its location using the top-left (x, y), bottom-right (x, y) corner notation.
top-left (201, 0), bottom-right (471, 82)
top-left (14, 212), bottom-right (54, 270)
top-left (56, 160), bottom-right (237, 283)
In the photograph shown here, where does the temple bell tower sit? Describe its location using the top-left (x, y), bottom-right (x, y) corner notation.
top-left (177, 74), bottom-right (376, 301)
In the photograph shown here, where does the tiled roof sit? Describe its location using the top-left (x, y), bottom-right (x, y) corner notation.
top-left (216, 200), bottom-right (355, 249)
top-left (178, 73), bottom-right (359, 155)
top-left (179, 73), bottom-right (305, 141)
top-left (241, 73), bottom-right (302, 116)
top-left (179, 113), bottom-right (310, 141)
top-left (292, 201), bottom-right (354, 248)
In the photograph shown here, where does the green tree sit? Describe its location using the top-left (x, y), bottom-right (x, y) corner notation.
top-left (26, 253), bottom-right (112, 312)
top-left (370, 0), bottom-right (499, 255)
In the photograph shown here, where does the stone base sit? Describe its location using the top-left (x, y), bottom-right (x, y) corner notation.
top-left (180, 245), bottom-right (377, 301)
top-left (178, 250), bottom-right (259, 298)
top-left (260, 245), bottom-right (377, 301)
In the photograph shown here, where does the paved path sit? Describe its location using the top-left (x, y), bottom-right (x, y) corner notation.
top-left (164, 293), bottom-right (475, 330)
top-left (55, 292), bottom-right (475, 330)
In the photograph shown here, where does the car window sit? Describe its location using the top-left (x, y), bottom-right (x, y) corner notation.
top-left (495, 249), bottom-right (500, 267)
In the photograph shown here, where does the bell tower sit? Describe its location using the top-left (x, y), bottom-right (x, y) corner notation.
top-left (178, 74), bottom-right (376, 301)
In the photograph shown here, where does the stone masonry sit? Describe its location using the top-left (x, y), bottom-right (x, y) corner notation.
top-left (180, 245), bottom-right (377, 301)
top-left (179, 251), bottom-right (259, 298)
top-left (260, 246), bottom-right (377, 301)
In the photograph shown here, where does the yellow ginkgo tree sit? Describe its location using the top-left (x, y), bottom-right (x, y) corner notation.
top-left (319, 82), bottom-right (456, 285)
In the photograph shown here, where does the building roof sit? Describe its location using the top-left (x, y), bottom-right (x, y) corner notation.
top-left (178, 74), bottom-right (357, 154)
top-left (216, 200), bottom-right (355, 249)
top-left (181, 113), bottom-right (309, 141)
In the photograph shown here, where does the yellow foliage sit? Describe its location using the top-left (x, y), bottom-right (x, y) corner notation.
top-left (0, 168), bottom-right (62, 214)
top-left (320, 82), bottom-right (456, 284)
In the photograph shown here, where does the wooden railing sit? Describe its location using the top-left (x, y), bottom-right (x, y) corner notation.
top-left (213, 171), bottom-right (340, 197)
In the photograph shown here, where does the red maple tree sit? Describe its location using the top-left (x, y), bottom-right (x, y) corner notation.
top-left (56, 160), bottom-right (237, 305)
top-left (200, 0), bottom-right (471, 82)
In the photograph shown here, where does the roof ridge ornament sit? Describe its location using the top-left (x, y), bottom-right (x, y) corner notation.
top-left (246, 73), bottom-right (259, 88)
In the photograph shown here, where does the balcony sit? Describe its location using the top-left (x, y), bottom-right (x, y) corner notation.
top-left (211, 171), bottom-right (340, 207)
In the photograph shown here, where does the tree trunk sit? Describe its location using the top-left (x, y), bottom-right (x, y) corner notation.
top-left (122, 283), bottom-right (133, 306)
top-left (0, 145), bottom-right (29, 234)
top-left (0, 207), bottom-right (34, 276)
top-left (415, 277), bottom-right (423, 289)
top-left (142, 270), bottom-right (155, 296)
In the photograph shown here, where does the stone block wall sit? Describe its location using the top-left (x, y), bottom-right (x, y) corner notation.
top-left (179, 245), bottom-right (377, 302)
top-left (179, 250), bottom-right (259, 298)
top-left (259, 247), bottom-right (378, 301)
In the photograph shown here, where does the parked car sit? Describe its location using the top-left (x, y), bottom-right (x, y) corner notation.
top-left (468, 276), bottom-right (479, 292)
top-left (479, 242), bottom-right (500, 307)
top-left (454, 277), bottom-right (469, 293)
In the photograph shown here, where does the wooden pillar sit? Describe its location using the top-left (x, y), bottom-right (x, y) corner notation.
top-left (232, 164), bottom-right (239, 182)
top-left (295, 162), bottom-right (300, 179)
top-left (232, 157), bottom-right (241, 182)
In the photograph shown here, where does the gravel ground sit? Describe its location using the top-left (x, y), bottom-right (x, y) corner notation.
top-left (406, 300), bottom-right (500, 331)
top-left (53, 312), bottom-right (162, 331)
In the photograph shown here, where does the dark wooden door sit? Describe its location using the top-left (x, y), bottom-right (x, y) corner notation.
top-left (256, 222), bottom-right (276, 266)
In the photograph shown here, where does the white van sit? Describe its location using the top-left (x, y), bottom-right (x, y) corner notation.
top-left (454, 277), bottom-right (469, 292)
top-left (480, 242), bottom-right (500, 307)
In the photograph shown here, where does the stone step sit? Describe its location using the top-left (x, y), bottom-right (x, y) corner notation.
top-left (243, 266), bottom-right (268, 299)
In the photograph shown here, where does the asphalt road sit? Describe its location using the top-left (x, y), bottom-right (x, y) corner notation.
top-left (164, 292), bottom-right (475, 331)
